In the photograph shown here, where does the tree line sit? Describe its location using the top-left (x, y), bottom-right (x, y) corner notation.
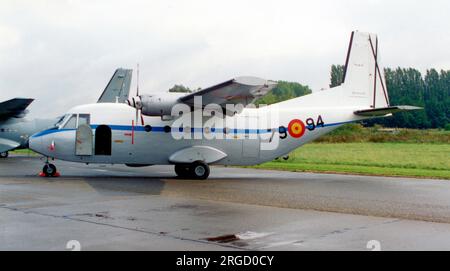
top-left (331, 65), bottom-right (449, 129)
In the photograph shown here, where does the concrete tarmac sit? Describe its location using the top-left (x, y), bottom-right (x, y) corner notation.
top-left (1, 154), bottom-right (450, 250)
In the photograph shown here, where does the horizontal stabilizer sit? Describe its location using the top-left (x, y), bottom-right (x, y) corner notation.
top-left (354, 105), bottom-right (422, 117)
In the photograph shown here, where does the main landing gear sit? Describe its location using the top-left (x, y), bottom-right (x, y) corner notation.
top-left (175, 161), bottom-right (210, 180)
top-left (40, 157), bottom-right (60, 177)
top-left (0, 151), bottom-right (8, 158)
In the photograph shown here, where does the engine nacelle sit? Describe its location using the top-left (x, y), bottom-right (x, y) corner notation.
top-left (128, 93), bottom-right (183, 116)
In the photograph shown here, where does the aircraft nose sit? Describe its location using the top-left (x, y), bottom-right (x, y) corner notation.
top-left (29, 135), bottom-right (43, 155)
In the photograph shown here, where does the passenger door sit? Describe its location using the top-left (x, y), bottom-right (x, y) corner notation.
top-left (75, 114), bottom-right (93, 156)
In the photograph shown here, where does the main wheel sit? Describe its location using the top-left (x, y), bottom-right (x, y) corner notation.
top-left (189, 161), bottom-right (210, 180)
top-left (43, 163), bottom-right (57, 177)
top-left (0, 151), bottom-right (8, 158)
top-left (174, 164), bottom-right (191, 178)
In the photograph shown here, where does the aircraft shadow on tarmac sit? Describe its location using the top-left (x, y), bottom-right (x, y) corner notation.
top-left (61, 175), bottom-right (272, 197)
top-left (82, 177), bottom-right (167, 196)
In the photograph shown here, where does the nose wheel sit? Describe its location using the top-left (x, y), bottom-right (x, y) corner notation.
top-left (43, 164), bottom-right (57, 177)
top-left (0, 151), bottom-right (8, 158)
top-left (175, 161), bottom-right (210, 180)
top-left (40, 158), bottom-right (60, 177)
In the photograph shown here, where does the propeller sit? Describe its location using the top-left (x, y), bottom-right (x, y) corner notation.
top-left (136, 63), bottom-right (140, 125)
top-left (127, 63), bottom-right (144, 126)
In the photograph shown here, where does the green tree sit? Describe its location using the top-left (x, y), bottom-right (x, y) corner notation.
top-left (424, 69), bottom-right (449, 128)
top-left (168, 84), bottom-right (192, 93)
top-left (330, 65), bottom-right (345, 88)
top-left (256, 81), bottom-right (312, 105)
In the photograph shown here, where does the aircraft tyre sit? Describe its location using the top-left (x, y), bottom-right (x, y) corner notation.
top-left (43, 163), bottom-right (57, 177)
top-left (0, 151), bottom-right (8, 158)
top-left (189, 161), bottom-right (210, 180)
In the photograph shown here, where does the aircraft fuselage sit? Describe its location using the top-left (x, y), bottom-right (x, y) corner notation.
top-left (29, 101), bottom-right (366, 166)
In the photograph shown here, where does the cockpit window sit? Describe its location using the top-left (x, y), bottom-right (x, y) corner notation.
top-left (55, 113), bottom-right (91, 129)
top-left (63, 114), bottom-right (77, 129)
top-left (54, 114), bottom-right (69, 128)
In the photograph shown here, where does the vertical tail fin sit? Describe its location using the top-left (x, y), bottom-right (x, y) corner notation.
top-left (341, 31), bottom-right (390, 109)
top-left (97, 68), bottom-right (133, 103)
top-left (285, 31), bottom-right (422, 116)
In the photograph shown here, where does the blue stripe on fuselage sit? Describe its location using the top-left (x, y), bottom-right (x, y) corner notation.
top-left (31, 120), bottom-right (355, 139)
top-left (31, 128), bottom-right (76, 138)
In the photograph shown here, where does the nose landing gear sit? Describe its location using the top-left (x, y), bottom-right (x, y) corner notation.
top-left (175, 161), bottom-right (210, 180)
top-left (0, 151), bottom-right (8, 158)
top-left (39, 157), bottom-right (60, 177)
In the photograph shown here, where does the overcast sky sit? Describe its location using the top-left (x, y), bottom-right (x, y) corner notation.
top-left (0, 0), bottom-right (449, 118)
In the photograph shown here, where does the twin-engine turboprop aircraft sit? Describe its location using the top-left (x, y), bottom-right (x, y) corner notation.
top-left (29, 31), bottom-right (420, 179)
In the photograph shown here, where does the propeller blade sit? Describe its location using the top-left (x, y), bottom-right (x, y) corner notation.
top-left (136, 108), bottom-right (139, 124)
top-left (134, 64), bottom-right (140, 129)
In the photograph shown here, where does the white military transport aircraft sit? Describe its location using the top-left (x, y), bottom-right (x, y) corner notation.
top-left (29, 31), bottom-right (420, 179)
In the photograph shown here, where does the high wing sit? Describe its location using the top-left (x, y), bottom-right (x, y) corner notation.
top-left (97, 68), bottom-right (132, 103)
top-left (179, 76), bottom-right (277, 112)
top-left (0, 98), bottom-right (34, 120)
top-left (129, 76), bottom-right (278, 117)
